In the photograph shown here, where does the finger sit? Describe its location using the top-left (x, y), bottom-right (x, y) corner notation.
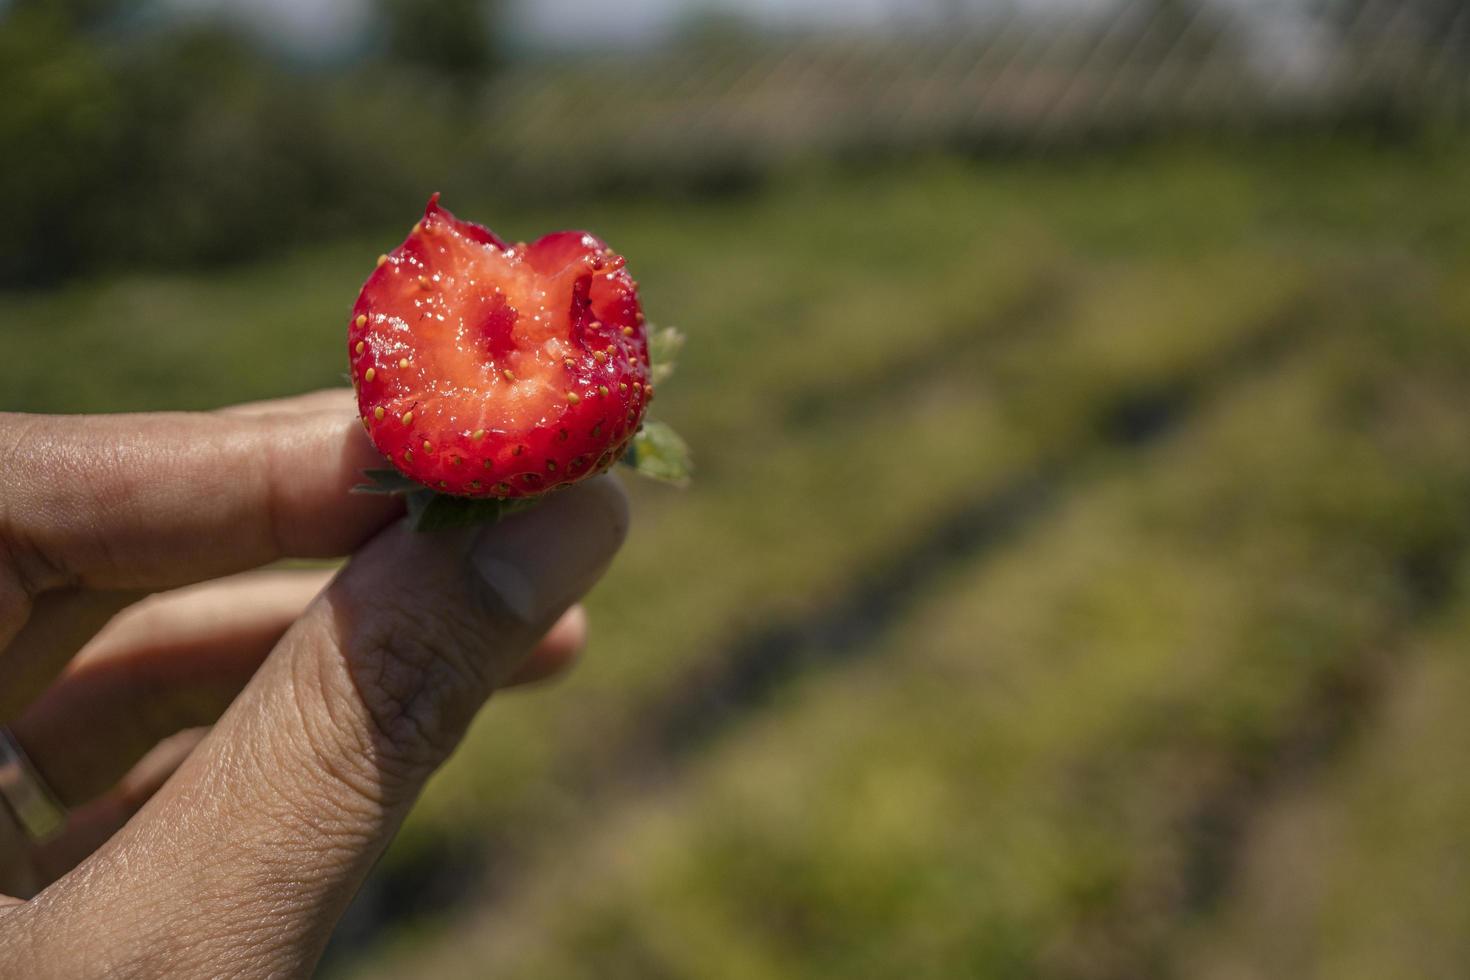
top-left (0, 396), bottom-right (400, 699)
top-left (0, 589), bottom-right (142, 723)
top-left (218, 389), bottom-right (357, 418)
top-left (0, 566), bottom-right (324, 724)
top-left (77, 574), bottom-right (582, 680)
top-left (0, 391), bottom-right (397, 603)
top-left (24, 477), bottom-right (628, 976)
top-left (8, 570), bottom-right (332, 805)
top-left (15, 608), bottom-right (584, 890)
top-left (26, 729), bottom-right (208, 891)
top-left (0, 595), bottom-right (584, 903)
top-left (0, 730), bottom-right (206, 900)
top-left (70, 569), bottom-right (335, 670)
top-left (506, 602), bottom-right (587, 686)
top-left (11, 573), bottom-right (587, 808)
top-left (0, 795), bottom-right (38, 901)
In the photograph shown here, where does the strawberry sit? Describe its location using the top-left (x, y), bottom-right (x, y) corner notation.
top-left (349, 194), bottom-right (652, 499)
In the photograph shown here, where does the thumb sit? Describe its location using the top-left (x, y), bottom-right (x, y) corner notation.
top-left (14, 476), bottom-right (628, 978)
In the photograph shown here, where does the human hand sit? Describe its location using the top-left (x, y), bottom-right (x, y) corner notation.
top-left (0, 390), bottom-right (628, 977)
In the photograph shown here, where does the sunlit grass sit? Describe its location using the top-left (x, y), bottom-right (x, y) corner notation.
top-left (1178, 584), bottom-right (1470, 980)
top-left (370, 296), bottom-right (1470, 979)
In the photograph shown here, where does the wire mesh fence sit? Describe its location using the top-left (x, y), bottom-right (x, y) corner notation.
top-left (472, 0), bottom-right (1470, 192)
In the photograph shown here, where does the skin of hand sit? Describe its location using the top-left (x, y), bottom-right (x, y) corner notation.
top-left (0, 389), bottom-right (629, 978)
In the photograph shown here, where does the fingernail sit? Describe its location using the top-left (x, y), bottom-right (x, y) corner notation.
top-left (469, 476), bottom-right (630, 629)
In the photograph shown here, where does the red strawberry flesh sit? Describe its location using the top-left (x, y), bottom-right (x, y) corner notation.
top-left (350, 195), bottom-right (651, 498)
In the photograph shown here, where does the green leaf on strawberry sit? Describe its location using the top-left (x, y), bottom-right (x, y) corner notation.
top-left (622, 420), bottom-right (692, 487)
top-left (648, 326), bottom-right (685, 385)
top-left (407, 492), bottom-right (539, 532)
top-left (351, 468), bottom-right (433, 495)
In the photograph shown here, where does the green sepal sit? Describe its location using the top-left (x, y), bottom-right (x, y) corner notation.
top-left (408, 492), bottom-right (539, 532)
top-left (353, 470), bottom-right (540, 531)
top-left (648, 326), bottom-right (685, 385)
top-left (351, 469), bottom-right (429, 495)
top-left (620, 420), bottom-right (692, 487)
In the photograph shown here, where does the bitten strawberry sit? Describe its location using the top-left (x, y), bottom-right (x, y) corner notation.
top-left (349, 194), bottom-right (651, 498)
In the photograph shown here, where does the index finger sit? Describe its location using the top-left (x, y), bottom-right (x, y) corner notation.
top-left (0, 391), bottom-right (399, 648)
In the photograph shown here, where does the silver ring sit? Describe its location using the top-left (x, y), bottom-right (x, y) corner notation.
top-left (0, 727), bottom-right (65, 843)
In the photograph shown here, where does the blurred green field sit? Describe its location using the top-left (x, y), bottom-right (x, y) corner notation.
top-left (4, 137), bottom-right (1470, 978)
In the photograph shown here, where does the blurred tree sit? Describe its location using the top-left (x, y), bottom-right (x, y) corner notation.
top-left (0, 4), bottom-right (122, 283)
top-left (1141, 0), bottom-right (1210, 32)
top-left (9, 0), bottom-right (130, 30)
top-left (670, 7), bottom-right (766, 55)
top-left (97, 27), bottom-right (405, 269)
top-left (1315, 0), bottom-right (1468, 123)
top-left (1319, 0), bottom-right (1468, 50)
top-left (1126, 0), bottom-right (1233, 63)
top-left (376, 0), bottom-right (500, 84)
top-left (0, 5), bottom-right (412, 286)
